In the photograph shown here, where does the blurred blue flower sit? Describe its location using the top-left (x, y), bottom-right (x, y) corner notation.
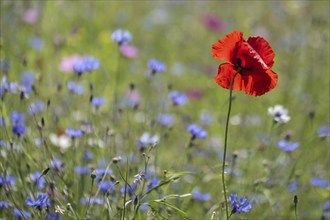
top-left (192, 188), bottom-right (211, 202)
top-left (317, 125), bottom-right (330, 138)
top-left (134, 172), bottom-right (145, 184)
top-left (0, 140), bottom-right (5, 147)
top-left (50, 159), bottom-right (63, 171)
top-left (277, 139), bottom-right (300, 152)
top-left (228, 193), bottom-right (252, 214)
top-left (96, 167), bottom-right (113, 176)
top-left (28, 100), bottom-right (45, 115)
top-left (74, 166), bottom-right (90, 175)
top-left (30, 172), bottom-right (46, 189)
top-left (80, 196), bottom-right (104, 205)
top-left (91, 96), bottom-right (106, 108)
top-left (111, 29), bottom-right (132, 45)
top-left (98, 181), bottom-right (116, 193)
top-left (310, 177), bottom-right (330, 188)
top-left (13, 208), bottom-right (31, 219)
top-left (0, 200), bottom-right (9, 209)
top-left (73, 57), bottom-right (100, 74)
top-left (12, 124), bottom-right (26, 136)
top-left (287, 181), bottom-right (298, 192)
top-left (0, 60), bottom-right (10, 72)
top-left (0, 175), bottom-right (16, 186)
top-left (156, 113), bottom-right (174, 127)
top-left (148, 59), bottom-right (166, 73)
top-left (140, 204), bottom-right (150, 212)
top-left (26, 193), bottom-right (50, 210)
top-left (322, 201), bottom-right (330, 218)
top-left (188, 124), bottom-right (207, 139)
top-left (138, 132), bottom-right (159, 147)
top-left (200, 112), bottom-right (213, 125)
top-left (83, 151), bottom-right (93, 161)
top-left (10, 112), bottom-right (25, 124)
top-left (65, 128), bottom-right (83, 138)
top-left (29, 36), bottom-right (43, 51)
top-left (46, 212), bottom-right (61, 220)
top-left (20, 72), bottom-right (35, 95)
top-left (120, 184), bottom-right (137, 196)
top-left (0, 117), bottom-right (4, 127)
top-left (168, 91), bottom-right (188, 106)
top-left (1, 76), bottom-right (18, 95)
top-left (147, 178), bottom-right (161, 191)
top-left (67, 81), bottom-right (84, 95)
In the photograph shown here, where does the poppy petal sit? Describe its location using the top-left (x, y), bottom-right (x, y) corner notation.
top-left (211, 30), bottom-right (243, 63)
top-left (247, 37), bottom-right (275, 68)
top-left (244, 69), bottom-right (278, 96)
top-left (214, 63), bottom-right (245, 91)
top-left (214, 64), bottom-right (278, 96)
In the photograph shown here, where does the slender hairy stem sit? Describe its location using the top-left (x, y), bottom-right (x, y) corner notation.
top-left (222, 70), bottom-right (239, 220)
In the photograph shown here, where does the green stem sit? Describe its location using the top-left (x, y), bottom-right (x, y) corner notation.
top-left (222, 69), bottom-right (240, 220)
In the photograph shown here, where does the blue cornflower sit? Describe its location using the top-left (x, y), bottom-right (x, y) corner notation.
top-left (10, 112), bottom-right (25, 124)
top-left (134, 172), bottom-right (145, 184)
top-left (0, 60), bottom-right (10, 72)
top-left (0, 175), bottom-right (16, 186)
top-left (310, 177), bottom-right (330, 188)
top-left (29, 36), bottom-right (43, 51)
top-left (228, 193), bottom-right (252, 215)
top-left (1, 76), bottom-right (18, 95)
top-left (192, 188), bottom-right (211, 202)
top-left (80, 196), bottom-right (104, 205)
top-left (138, 132), bottom-right (159, 147)
top-left (20, 72), bottom-right (35, 95)
top-left (28, 100), bottom-right (45, 115)
top-left (0, 140), bottom-right (5, 147)
top-left (91, 96), bottom-right (106, 108)
top-left (156, 113), bottom-right (174, 127)
top-left (277, 139), bottom-right (300, 152)
top-left (83, 151), bottom-right (93, 161)
top-left (74, 166), bottom-right (90, 175)
top-left (168, 91), bottom-right (188, 106)
top-left (147, 59), bottom-right (166, 74)
top-left (111, 29), bottom-right (132, 45)
top-left (13, 208), bottom-right (31, 219)
top-left (50, 159), bottom-right (63, 171)
top-left (96, 167), bottom-right (113, 176)
top-left (147, 178), bottom-right (161, 191)
top-left (73, 57), bottom-right (100, 75)
top-left (188, 124), bottom-right (207, 139)
top-left (317, 125), bottom-right (330, 138)
top-left (0, 200), bottom-right (9, 209)
top-left (120, 184), bottom-right (137, 196)
top-left (26, 193), bottom-right (50, 210)
top-left (98, 181), bottom-right (116, 193)
top-left (46, 212), bottom-right (61, 220)
top-left (322, 201), bottom-right (330, 218)
top-left (67, 81), bottom-right (84, 95)
top-left (12, 124), bottom-right (26, 136)
top-left (287, 181), bottom-right (298, 192)
top-left (0, 117), bottom-right (4, 127)
top-left (30, 172), bottom-right (46, 189)
top-left (200, 112), bottom-right (213, 126)
top-left (65, 128), bottom-right (83, 138)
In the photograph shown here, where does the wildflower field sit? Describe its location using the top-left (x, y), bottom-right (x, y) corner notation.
top-left (0, 1), bottom-right (329, 220)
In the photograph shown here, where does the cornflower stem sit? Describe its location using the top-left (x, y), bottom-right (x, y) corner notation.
top-left (222, 69), bottom-right (240, 220)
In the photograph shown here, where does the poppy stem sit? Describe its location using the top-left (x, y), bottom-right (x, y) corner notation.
top-left (222, 69), bottom-right (240, 220)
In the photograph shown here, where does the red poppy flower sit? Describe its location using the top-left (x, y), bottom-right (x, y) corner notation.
top-left (211, 30), bottom-right (278, 96)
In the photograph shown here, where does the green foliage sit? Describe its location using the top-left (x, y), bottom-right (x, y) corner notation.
top-left (0, 1), bottom-right (329, 219)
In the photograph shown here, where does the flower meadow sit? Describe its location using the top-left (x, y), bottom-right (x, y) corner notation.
top-left (0, 1), bottom-right (329, 220)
